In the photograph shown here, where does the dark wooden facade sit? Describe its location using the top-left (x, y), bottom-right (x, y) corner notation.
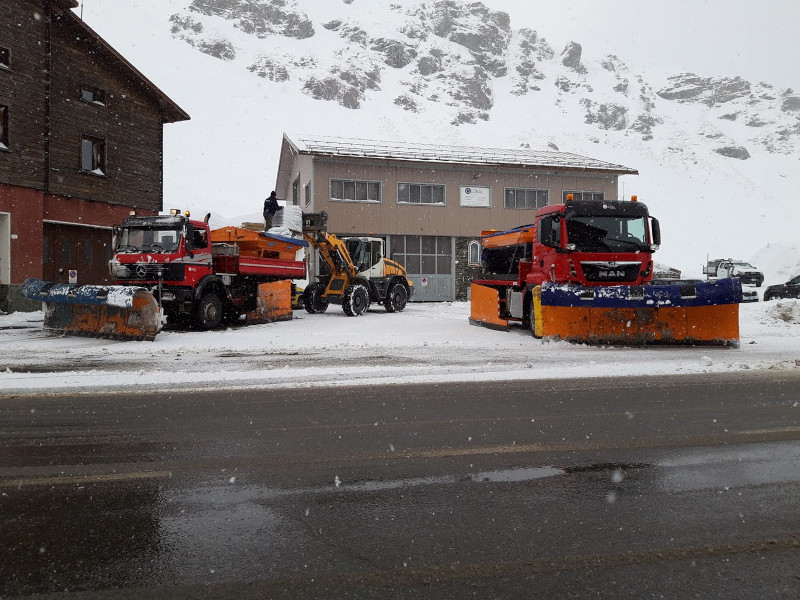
top-left (0, 0), bottom-right (188, 309)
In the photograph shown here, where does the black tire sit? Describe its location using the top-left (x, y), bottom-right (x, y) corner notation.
top-left (194, 292), bottom-right (222, 330)
top-left (384, 282), bottom-right (408, 313)
top-left (528, 294), bottom-right (541, 338)
top-left (343, 283), bottom-right (369, 316)
top-left (763, 292), bottom-right (778, 301)
top-left (303, 282), bottom-right (329, 314)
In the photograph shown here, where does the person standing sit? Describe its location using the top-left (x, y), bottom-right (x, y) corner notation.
top-left (263, 191), bottom-right (280, 230)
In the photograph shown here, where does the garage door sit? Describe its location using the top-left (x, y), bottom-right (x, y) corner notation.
top-left (389, 235), bottom-right (454, 301)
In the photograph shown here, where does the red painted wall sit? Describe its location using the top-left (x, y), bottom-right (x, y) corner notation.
top-left (0, 182), bottom-right (157, 285)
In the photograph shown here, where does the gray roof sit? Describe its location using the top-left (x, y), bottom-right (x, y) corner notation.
top-left (284, 134), bottom-right (637, 174)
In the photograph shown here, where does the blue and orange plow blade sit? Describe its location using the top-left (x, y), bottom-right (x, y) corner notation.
top-left (536, 278), bottom-right (741, 347)
top-left (20, 278), bottom-right (162, 341)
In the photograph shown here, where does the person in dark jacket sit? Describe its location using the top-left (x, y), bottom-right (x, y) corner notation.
top-left (263, 191), bottom-right (280, 230)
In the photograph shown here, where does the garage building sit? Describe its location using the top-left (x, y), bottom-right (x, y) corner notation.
top-left (275, 134), bottom-right (638, 301)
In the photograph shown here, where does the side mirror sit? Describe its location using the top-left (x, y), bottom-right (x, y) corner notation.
top-left (537, 216), bottom-right (559, 247)
top-left (650, 218), bottom-right (661, 246)
top-left (184, 225), bottom-right (194, 251)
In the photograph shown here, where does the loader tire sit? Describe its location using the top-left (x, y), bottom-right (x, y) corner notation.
top-left (343, 283), bottom-right (369, 317)
top-left (384, 282), bottom-right (408, 313)
top-left (303, 283), bottom-right (329, 314)
top-left (195, 293), bottom-right (223, 330)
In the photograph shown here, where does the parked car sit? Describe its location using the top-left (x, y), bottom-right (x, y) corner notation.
top-left (763, 275), bottom-right (800, 301)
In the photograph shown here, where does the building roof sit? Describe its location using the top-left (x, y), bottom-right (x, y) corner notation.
top-left (284, 134), bottom-right (638, 175)
top-left (58, 4), bottom-right (190, 123)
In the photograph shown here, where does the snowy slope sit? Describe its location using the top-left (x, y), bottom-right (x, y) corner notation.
top-left (74, 0), bottom-right (800, 280)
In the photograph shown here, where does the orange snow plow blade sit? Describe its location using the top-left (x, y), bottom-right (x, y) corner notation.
top-left (19, 278), bottom-right (161, 341)
top-left (245, 280), bottom-right (293, 324)
top-left (535, 279), bottom-right (741, 347)
top-left (469, 283), bottom-right (510, 330)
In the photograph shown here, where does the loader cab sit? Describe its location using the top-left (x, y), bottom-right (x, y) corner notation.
top-left (344, 237), bottom-right (384, 278)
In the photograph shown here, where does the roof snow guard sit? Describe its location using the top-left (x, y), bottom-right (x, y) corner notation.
top-left (284, 134), bottom-right (638, 175)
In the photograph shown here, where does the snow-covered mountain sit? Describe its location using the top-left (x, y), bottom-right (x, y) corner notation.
top-left (77, 0), bottom-right (799, 278)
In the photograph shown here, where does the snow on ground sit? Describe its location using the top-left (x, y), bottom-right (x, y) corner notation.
top-left (2, 298), bottom-right (799, 397)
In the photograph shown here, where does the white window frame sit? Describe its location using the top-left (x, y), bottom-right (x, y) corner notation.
top-left (467, 240), bottom-right (481, 266)
top-left (330, 178), bottom-right (382, 203)
top-left (0, 105), bottom-right (8, 150)
top-left (80, 135), bottom-right (106, 175)
top-left (398, 182), bottom-right (445, 206)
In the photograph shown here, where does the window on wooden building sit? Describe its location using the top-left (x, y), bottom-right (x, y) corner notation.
top-left (81, 135), bottom-right (106, 175)
top-left (0, 105), bottom-right (8, 150)
top-left (80, 86), bottom-right (106, 106)
top-left (398, 183), bottom-right (445, 205)
top-left (304, 181), bottom-right (311, 207)
top-left (0, 47), bottom-right (9, 69)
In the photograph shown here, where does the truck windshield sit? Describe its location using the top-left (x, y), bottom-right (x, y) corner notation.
top-left (565, 216), bottom-right (648, 252)
top-left (117, 226), bottom-right (181, 253)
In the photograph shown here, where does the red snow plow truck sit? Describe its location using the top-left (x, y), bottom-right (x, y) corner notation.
top-left (21, 210), bottom-right (307, 340)
top-left (470, 195), bottom-right (741, 346)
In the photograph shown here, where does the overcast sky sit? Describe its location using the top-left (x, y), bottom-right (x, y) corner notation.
top-left (492, 0), bottom-right (799, 89)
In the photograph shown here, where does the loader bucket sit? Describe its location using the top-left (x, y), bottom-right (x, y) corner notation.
top-left (535, 278), bottom-right (741, 347)
top-left (19, 278), bottom-right (161, 341)
top-left (469, 283), bottom-right (510, 330)
top-left (245, 280), bottom-right (293, 324)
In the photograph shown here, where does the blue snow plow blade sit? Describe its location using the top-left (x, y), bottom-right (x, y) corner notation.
top-left (535, 278), bottom-right (741, 346)
top-left (541, 277), bottom-right (743, 307)
top-left (19, 278), bottom-right (161, 341)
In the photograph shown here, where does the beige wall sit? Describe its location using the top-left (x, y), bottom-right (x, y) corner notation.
top-left (301, 157), bottom-right (622, 237)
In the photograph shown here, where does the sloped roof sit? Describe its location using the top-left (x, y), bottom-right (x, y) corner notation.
top-left (58, 4), bottom-right (189, 123)
top-left (284, 134), bottom-right (638, 175)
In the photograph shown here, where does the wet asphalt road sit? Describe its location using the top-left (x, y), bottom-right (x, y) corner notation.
top-left (1, 371), bottom-right (798, 599)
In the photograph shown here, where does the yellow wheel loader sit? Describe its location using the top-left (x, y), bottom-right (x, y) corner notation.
top-left (302, 212), bottom-right (413, 317)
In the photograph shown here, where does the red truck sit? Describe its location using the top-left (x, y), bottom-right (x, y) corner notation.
top-left (109, 210), bottom-right (307, 329)
top-left (472, 196), bottom-right (660, 325)
top-left (470, 195), bottom-right (740, 345)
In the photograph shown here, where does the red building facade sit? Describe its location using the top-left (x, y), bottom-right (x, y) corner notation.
top-left (0, 0), bottom-right (188, 310)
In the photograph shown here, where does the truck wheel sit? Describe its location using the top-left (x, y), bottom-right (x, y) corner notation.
top-left (528, 295), bottom-right (541, 338)
top-left (195, 293), bottom-right (222, 330)
top-left (343, 283), bottom-right (369, 317)
top-left (384, 282), bottom-right (408, 313)
top-left (303, 282), bottom-right (329, 314)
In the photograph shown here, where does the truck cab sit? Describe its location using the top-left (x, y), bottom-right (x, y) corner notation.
top-left (530, 198), bottom-right (660, 287)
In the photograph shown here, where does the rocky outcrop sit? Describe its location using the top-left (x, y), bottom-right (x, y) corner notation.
top-left (582, 100), bottom-right (628, 130)
top-left (715, 146), bottom-right (751, 160)
top-left (657, 74), bottom-right (751, 105)
top-left (561, 42), bottom-right (586, 74)
top-left (185, 0), bottom-right (314, 40)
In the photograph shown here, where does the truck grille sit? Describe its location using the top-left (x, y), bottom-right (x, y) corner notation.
top-left (580, 261), bottom-right (641, 283)
top-left (113, 263), bottom-right (185, 281)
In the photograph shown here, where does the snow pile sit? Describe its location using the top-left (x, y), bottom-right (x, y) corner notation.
top-left (765, 300), bottom-right (800, 324)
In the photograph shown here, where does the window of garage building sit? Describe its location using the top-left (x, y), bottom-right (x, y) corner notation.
top-left (505, 187), bottom-right (548, 210)
top-left (330, 179), bottom-right (381, 203)
top-left (398, 183), bottom-right (445, 205)
top-left (391, 235), bottom-right (453, 301)
top-left (563, 190), bottom-right (604, 202)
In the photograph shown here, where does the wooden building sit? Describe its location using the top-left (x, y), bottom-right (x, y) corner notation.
top-left (0, 0), bottom-right (189, 311)
top-left (275, 133), bottom-right (638, 301)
